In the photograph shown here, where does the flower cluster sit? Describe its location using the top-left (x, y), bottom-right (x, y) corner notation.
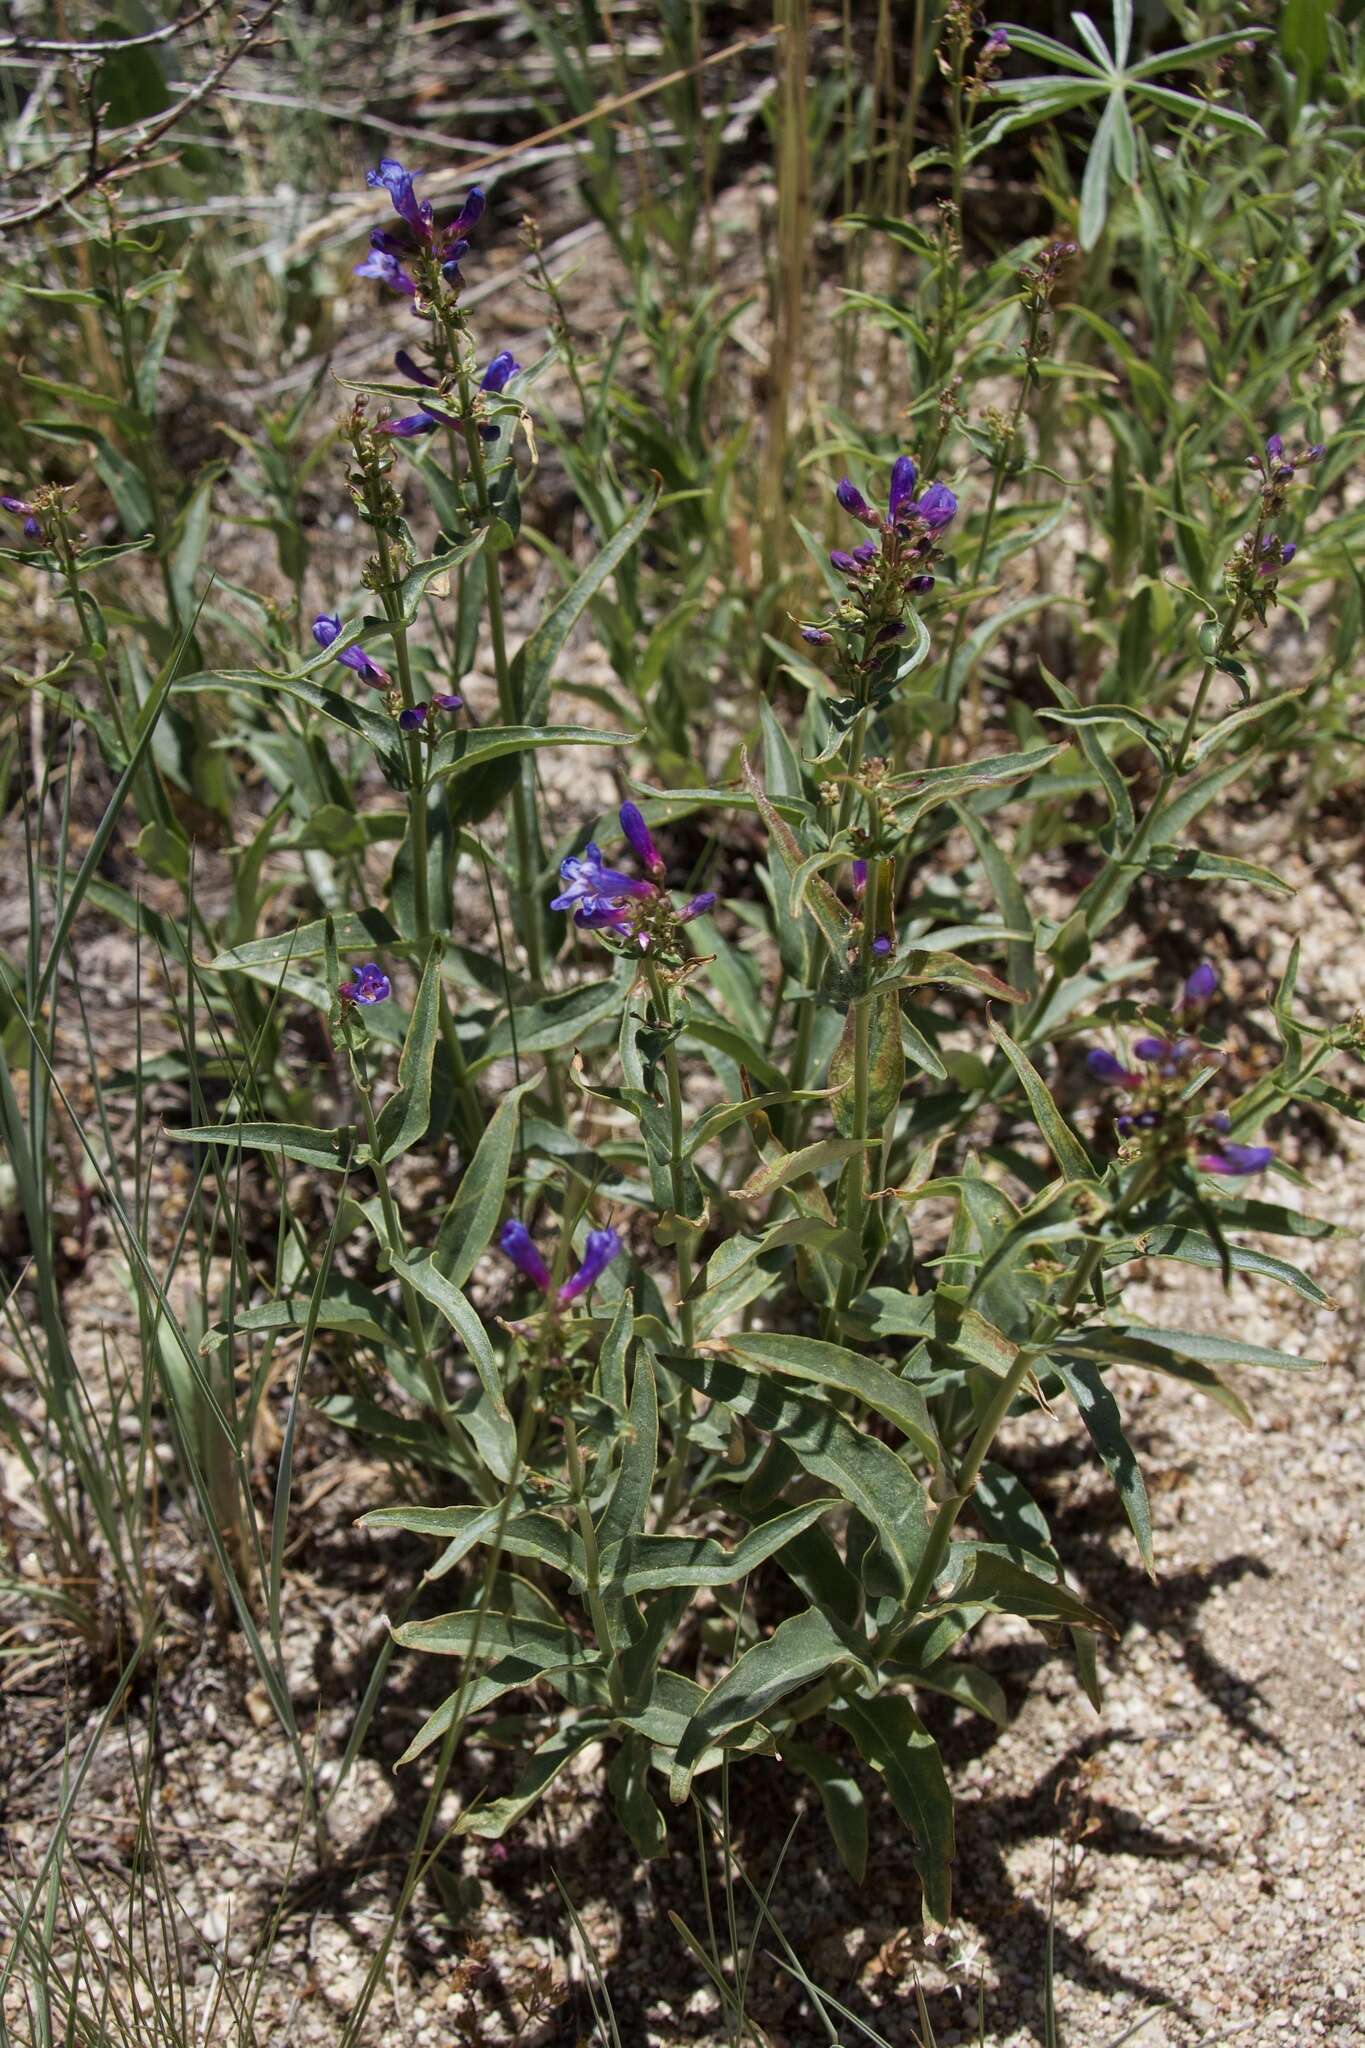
top-left (339, 961), bottom-right (391, 1006)
top-left (798, 455), bottom-right (958, 667)
top-left (355, 160), bottom-right (486, 302)
top-left (1231, 430), bottom-right (1325, 610)
top-left (1, 493), bottom-right (40, 540)
top-left (499, 1218), bottom-right (623, 1309)
top-left (379, 347), bottom-right (522, 441)
top-left (552, 803), bottom-right (715, 953)
top-left (1086, 962), bottom-right (1273, 1175)
top-left (312, 610), bottom-right (462, 734)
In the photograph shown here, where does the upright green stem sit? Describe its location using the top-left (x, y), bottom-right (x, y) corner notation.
top-left (371, 520), bottom-right (431, 943)
top-left (564, 1414), bottom-right (626, 1712)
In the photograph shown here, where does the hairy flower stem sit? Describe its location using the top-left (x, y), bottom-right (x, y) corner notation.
top-left (1172, 523), bottom-right (1261, 773)
top-left (564, 1414), bottom-right (627, 1712)
top-left (647, 959), bottom-right (699, 1524)
top-left (897, 1158), bottom-right (1160, 1628)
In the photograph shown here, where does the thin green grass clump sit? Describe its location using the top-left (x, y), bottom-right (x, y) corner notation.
top-left (1, 1), bottom-right (1362, 2037)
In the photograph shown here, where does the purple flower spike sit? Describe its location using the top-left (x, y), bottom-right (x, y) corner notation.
top-left (499, 1219), bottom-right (552, 1292)
top-left (619, 801), bottom-right (666, 878)
top-left (915, 482), bottom-right (958, 530)
top-left (368, 157), bottom-right (432, 240)
top-left (1086, 1048), bottom-right (1140, 1087)
top-left (1196, 1141), bottom-right (1273, 1177)
top-left (398, 703), bottom-right (428, 731)
top-left (1180, 961), bottom-right (1219, 1008)
top-left (552, 844), bottom-right (656, 916)
top-left (887, 455), bottom-right (918, 522)
top-left (557, 1226), bottom-right (623, 1306)
top-left (836, 478), bottom-right (879, 527)
top-left (340, 962), bottom-right (391, 1006)
top-left (678, 891), bottom-right (717, 925)
top-left (481, 350), bottom-right (523, 395)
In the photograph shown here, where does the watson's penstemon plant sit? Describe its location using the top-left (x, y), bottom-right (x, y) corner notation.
top-left (5, 7), bottom-right (1362, 1958)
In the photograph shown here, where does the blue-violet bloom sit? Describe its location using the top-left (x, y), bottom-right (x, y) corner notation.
top-left (499, 1219), bottom-right (553, 1291)
top-left (557, 1226), bottom-right (623, 1306)
top-left (340, 962), bottom-right (391, 1005)
top-left (619, 801), bottom-right (666, 878)
top-left (313, 613), bottom-right (390, 688)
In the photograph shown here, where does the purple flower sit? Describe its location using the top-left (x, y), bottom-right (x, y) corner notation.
top-left (395, 349), bottom-right (436, 387)
top-left (551, 843), bottom-right (656, 917)
top-left (1304, 443), bottom-right (1325, 462)
top-left (354, 244), bottom-right (417, 298)
top-left (398, 703), bottom-right (428, 731)
top-left (1132, 1035), bottom-right (1173, 1063)
top-left (677, 891), bottom-right (716, 924)
top-left (312, 613), bottom-right (390, 689)
top-left (871, 933), bottom-right (893, 957)
top-left (557, 1226), bottom-right (623, 1306)
top-left (1116, 1109), bottom-right (1163, 1135)
top-left (982, 24), bottom-right (1009, 53)
top-left (800, 626), bottom-right (832, 645)
top-left (619, 801), bottom-right (666, 878)
top-left (1265, 432), bottom-right (1285, 461)
top-left (914, 482), bottom-right (958, 530)
top-left (851, 859), bottom-right (868, 894)
top-left (499, 1219), bottom-right (552, 1292)
top-left (909, 573), bottom-right (935, 594)
top-left (1279, 541), bottom-right (1296, 564)
top-left (836, 478), bottom-right (880, 527)
top-left (432, 692), bottom-right (464, 712)
top-left (480, 350), bottom-right (522, 395)
top-left (887, 455), bottom-right (918, 523)
top-left (368, 157), bottom-right (432, 241)
top-left (1196, 1140), bottom-right (1273, 1176)
top-left (829, 548), bottom-right (867, 576)
top-left (380, 410), bottom-right (441, 438)
top-left (1179, 961), bottom-right (1219, 1008)
top-left (1, 493), bottom-right (39, 538)
top-left (340, 962), bottom-right (391, 1006)
top-left (1087, 1048), bottom-right (1141, 1087)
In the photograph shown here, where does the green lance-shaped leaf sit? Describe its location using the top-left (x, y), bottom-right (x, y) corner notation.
top-left (830, 989), bottom-right (906, 1138)
top-left (429, 724), bottom-right (637, 789)
top-left (365, 942), bottom-right (443, 1164)
top-left (941, 1544), bottom-right (1114, 1634)
top-left (667, 1354), bottom-right (930, 1591)
top-left (391, 1254), bottom-right (517, 1480)
top-left (602, 1500), bottom-right (837, 1595)
top-left (608, 1731), bottom-right (668, 1861)
top-left (1051, 1320), bottom-right (1320, 1375)
top-left (714, 1332), bottom-right (937, 1462)
top-left (513, 482), bottom-right (660, 721)
top-left (988, 1017), bottom-right (1095, 1182)
top-left (1104, 1224), bottom-right (1336, 1308)
top-left (669, 1609), bottom-right (868, 1804)
top-left (1050, 1360), bottom-right (1155, 1574)
top-left (458, 1715), bottom-right (616, 1838)
top-left (785, 1740), bottom-right (869, 1884)
top-left (172, 1121), bottom-right (355, 1172)
top-left (364, 1503), bottom-right (584, 1585)
top-left (202, 1283), bottom-right (406, 1355)
top-left (830, 1693), bottom-right (954, 1924)
top-left (742, 747), bottom-right (850, 959)
top-left (430, 1077), bottom-right (537, 1290)
top-left (596, 1345), bottom-right (658, 1556)
top-left (470, 973), bottom-right (628, 1072)
top-left (209, 909), bottom-right (402, 973)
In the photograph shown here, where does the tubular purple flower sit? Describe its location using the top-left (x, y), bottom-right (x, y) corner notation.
top-left (851, 859), bottom-right (868, 894)
top-left (368, 158), bottom-right (432, 240)
top-left (983, 24), bottom-right (1009, 52)
top-left (446, 187), bottom-right (485, 242)
top-left (800, 626), bottom-right (832, 645)
top-left (1133, 1035), bottom-right (1174, 1063)
top-left (1264, 433), bottom-right (1285, 460)
top-left (872, 934), bottom-right (893, 957)
top-left (480, 350), bottom-right (522, 395)
top-left (1, 493), bottom-right (39, 537)
top-left (1279, 541), bottom-right (1296, 565)
top-left (619, 802), bottom-right (666, 878)
top-left (574, 902), bottom-right (632, 932)
top-left (829, 549), bottom-right (866, 576)
top-left (340, 962), bottom-right (391, 1005)
top-left (313, 613), bottom-right (390, 688)
top-left (395, 349), bottom-right (436, 387)
top-left (678, 891), bottom-right (717, 924)
top-left (354, 247), bottom-right (416, 298)
top-left (557, 1226), bottom-right (623, 1306)
top-left (499, 1219), bottom-right (552, 1292)
top-left (1179, 961), bottom-right (1219, 1008)
top-left (1087, 1048), bottom-right (1140, 1087)
top-left (551, 844), bottom-right (656, 915)
top-left (380, 411), bottom-right (440, 438)
top-left (1196, 1141), bottom-right (1273, 1177)
top-left (432, 692), bottom-right (464, 711)
top-left (398, 703), bottom-right (428, 731)
top-left (909, 574), bottom-right (936, 593)
top-left (887, 455), bottom-right (918, 522)
top-left (915, 482), bottom-right (958, 530)
top-left (1304, 443), bottom-right (1326, 461)
top-left (836, 478), bottom-right (879, 526)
